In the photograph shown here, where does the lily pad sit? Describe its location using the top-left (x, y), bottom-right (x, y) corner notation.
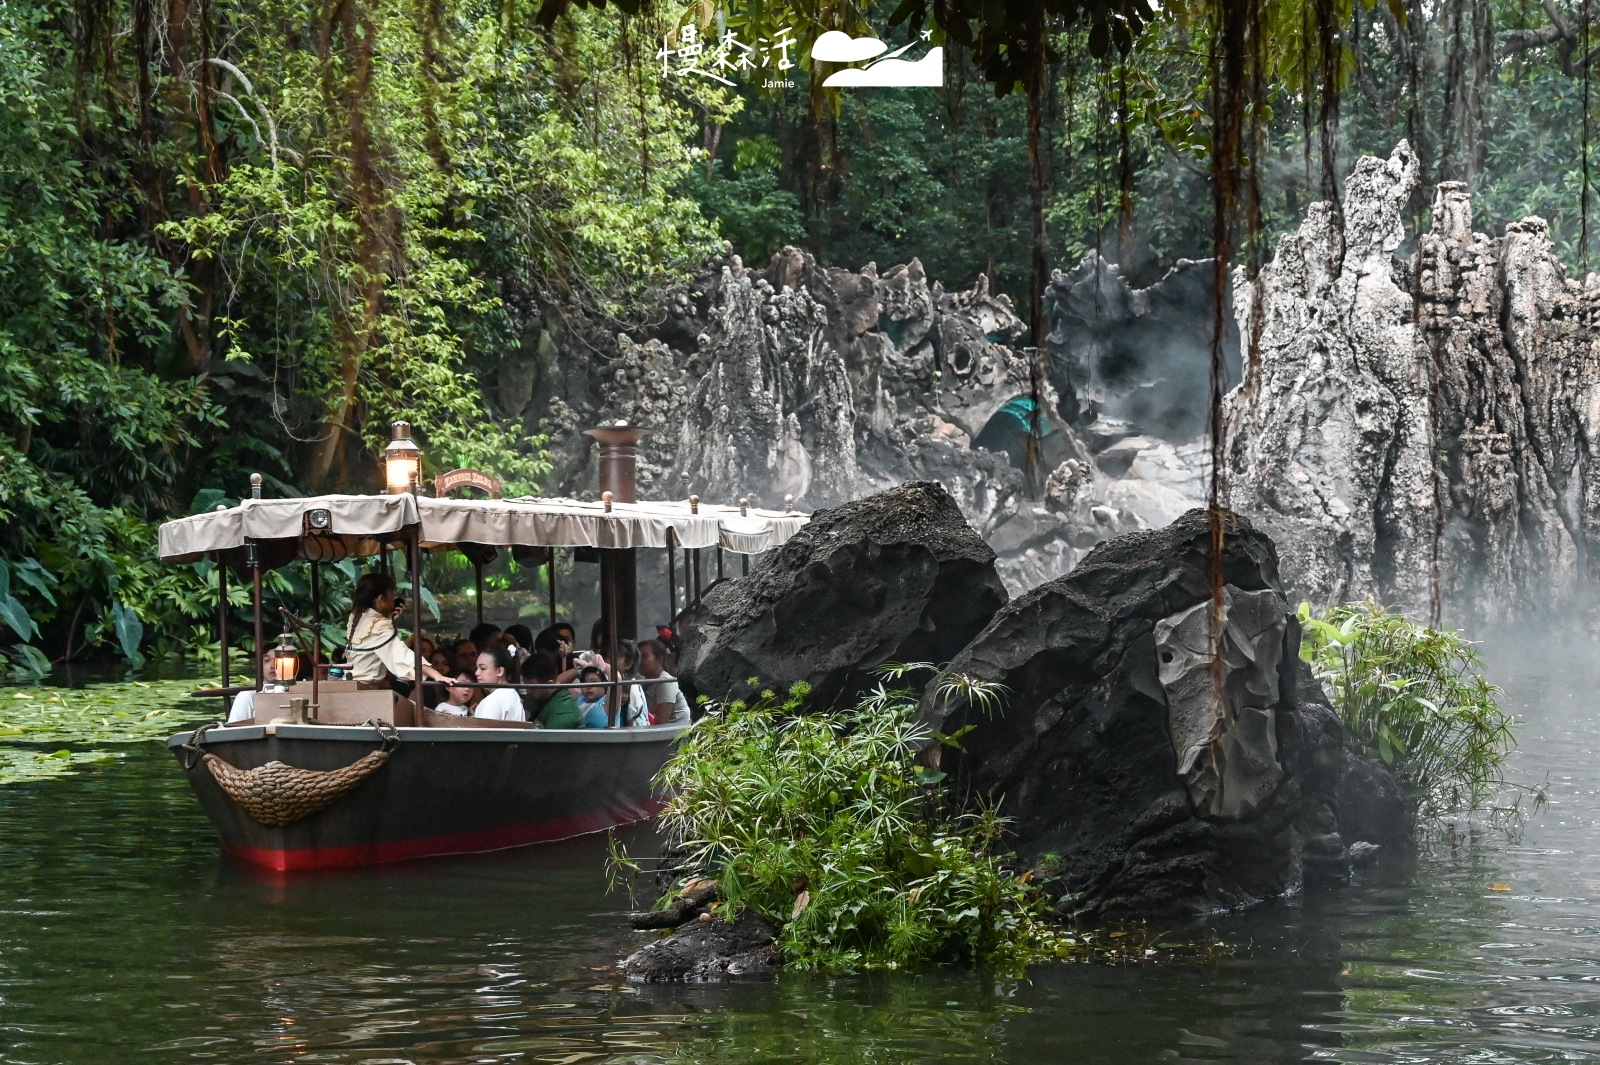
top-left (0, 748), bottom-right (121, 784)
top-left (0, 679), bottom-right (213, 746)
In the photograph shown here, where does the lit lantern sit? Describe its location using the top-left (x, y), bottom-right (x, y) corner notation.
top-left (385, 421), bottom-right (422, 494)
top-left (272, 630), bottom-right (299, 688)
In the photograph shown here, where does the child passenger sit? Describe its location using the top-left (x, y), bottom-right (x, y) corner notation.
top-left (435, 670), bottom-right (477, 717)
top-left (576, 666), bottom-right (610, 728)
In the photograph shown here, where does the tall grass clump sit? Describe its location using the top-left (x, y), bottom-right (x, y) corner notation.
top-left (1299, 602), bottom-right (1517, 816)
top-left (649, 672), bottom-right (1077, 973)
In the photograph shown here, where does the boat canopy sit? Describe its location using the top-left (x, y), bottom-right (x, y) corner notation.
top-left (158, 493), bottom-right (808, 565)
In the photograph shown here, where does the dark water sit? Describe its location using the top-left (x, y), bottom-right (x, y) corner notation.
top-left (2, 640), bottom-right (1599, 1064)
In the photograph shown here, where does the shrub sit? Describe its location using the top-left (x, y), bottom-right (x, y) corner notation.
top-left (649, 673), bottom-right (1075, 972)
top-left (1298, 602), bottom-right (1515, 815)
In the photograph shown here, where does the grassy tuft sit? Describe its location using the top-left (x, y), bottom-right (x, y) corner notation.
top-left (1298, 602), bottom-right (1523, 818)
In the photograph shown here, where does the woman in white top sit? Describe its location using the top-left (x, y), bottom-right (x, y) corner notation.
top-left (473, 645), bottom-right (527, 721)
top-left (345, 572), bottom-right (447, 691)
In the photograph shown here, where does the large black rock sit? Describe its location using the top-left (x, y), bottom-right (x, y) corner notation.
top-left (679, 481), bottom-right (1009, 709)
top-left (916, 507), bottom-right (1397, 917)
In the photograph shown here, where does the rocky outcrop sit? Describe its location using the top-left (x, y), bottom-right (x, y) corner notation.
top-left (620, 912), bottom-right (783, 982)
top-left (914, 508), bottom-right (1367, 918)
top-left (1045, 253), bottom-right (1239, 440)
top-left (1226, 141), bottom-right (1600, 623)
top-left (678, 481), bottom-right (1008, 709)
top-left (491, 246), bottom-right (1208, 597)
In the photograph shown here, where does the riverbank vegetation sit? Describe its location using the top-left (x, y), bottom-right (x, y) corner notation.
top-left (1299, 602), bottom-right (1521, 819)
top-left (625, 671), bottom-right (1214, 972)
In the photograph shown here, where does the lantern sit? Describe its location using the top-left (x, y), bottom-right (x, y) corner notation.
top-left (272, 629), bottom-right (299, 688)
top-left (385, 421), bottom-right (422, 494)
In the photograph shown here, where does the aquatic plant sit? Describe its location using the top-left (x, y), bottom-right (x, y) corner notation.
top-left (1299, 602), bottom-right (1517, 816)
top-left (649, 672), bottom-right (1084, 972)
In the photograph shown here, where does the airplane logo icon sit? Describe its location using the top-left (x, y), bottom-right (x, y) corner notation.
top-left (811, 30), bottom-right (943, 87)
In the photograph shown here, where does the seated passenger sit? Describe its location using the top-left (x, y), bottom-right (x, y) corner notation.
top-left (504, 624), bottom-right (535, 657)
top-left (612, 639), bottom-right (649, 727)
top-left (469, 622), bottom-right (502, 652)
top-left (226, 652), bottom-right (277, 723)
top-left (435, 670), bottom-right (477, 717)
top-left (524, 650), bottom-right (583, 729)
top-left (576, 666), bottom-right (610, 728)
top-left (473, 646), bottom-right (526, 721)
top-left (452, 639), bottom-right (479, 673)
top-left (637, 638), bottom-right (692, 725)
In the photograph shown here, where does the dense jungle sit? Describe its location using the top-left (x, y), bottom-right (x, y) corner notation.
top-left (1, 0), bottom-right (1594, 671)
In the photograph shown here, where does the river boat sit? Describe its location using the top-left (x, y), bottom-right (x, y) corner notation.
top-left (159, 425), bottom-right (807, 871)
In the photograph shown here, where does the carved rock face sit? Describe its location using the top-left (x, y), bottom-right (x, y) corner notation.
top-left (915, 508), bottom-right (1368, 918)
top-left (1154, 586), bottom-right (1287, 820)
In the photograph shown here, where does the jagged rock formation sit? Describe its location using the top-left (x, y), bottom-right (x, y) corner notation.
top-left (495, 247), bottom-right (1204, 594)
top-left (1226, 141), bottom-right (1600, 622)
top-left (1045, 253), bottom-right (1239, 440)
top-left (913, 509), bottom-right (1368, 918)
top-left (678, 481), bottom-right (1009, 710)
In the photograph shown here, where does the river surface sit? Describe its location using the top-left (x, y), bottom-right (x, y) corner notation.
top-left (2, 637), bottom-right (1599, 1064)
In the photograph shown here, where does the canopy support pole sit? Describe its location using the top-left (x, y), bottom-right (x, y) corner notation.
top-left (717, 547), bottom-right (724, 581)
top-left (608, 571), bottom-right (621, 727)
top-left (742, 554), bottom-right (750, 577)
top-left (474, 562), bottom-right (484, 626)
top-left (310, 562), bottom-right (321, 637)
top-left (548, 550), bottom-right (557, 627)
top-left (411, 527), bottom-right (426, 728)
top-left (217, 555), bottom-right (230, 715)
top-left (666, 528), bottom-right (678, 623)
top-left (247, 538), bottom-right (263, 693)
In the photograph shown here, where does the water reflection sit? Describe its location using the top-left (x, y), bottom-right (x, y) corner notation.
top-left (0, 634), bottom-right (1596, 1062)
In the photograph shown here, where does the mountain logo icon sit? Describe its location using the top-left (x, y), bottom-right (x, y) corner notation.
top-left (811, 30), bottom-right (943, 87)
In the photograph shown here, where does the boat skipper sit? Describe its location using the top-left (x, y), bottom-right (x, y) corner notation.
top-left (345, 573), bottom-right (447, 718)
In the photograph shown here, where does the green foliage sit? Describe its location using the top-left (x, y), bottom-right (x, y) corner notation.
top-left (1298, 602), bottom-right (1516, 816)
top-left (0, 680), bottom-right (203, 745)
top-left (653, 673), bottom-right (1079, 972)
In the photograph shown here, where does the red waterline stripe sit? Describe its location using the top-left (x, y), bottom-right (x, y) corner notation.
top-left (224, 799), bottom-right (664, 872)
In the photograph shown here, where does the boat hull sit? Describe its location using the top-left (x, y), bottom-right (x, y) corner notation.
top-left (166, 722), bottom-right (687, 871)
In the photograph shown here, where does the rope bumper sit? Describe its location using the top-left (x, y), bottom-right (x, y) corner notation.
top-left (182, 720), bottom-right (400, 827)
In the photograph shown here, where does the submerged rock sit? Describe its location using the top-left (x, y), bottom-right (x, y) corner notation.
top-left (620, 912), bottom-right (783, 982)
top-left (915, 507), bottom-right (1395, 918)
top-left (679, 481), bottom-right (1008, 709)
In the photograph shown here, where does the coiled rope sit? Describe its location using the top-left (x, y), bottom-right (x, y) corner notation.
top-left (181, 720), bottom-right (400, 827)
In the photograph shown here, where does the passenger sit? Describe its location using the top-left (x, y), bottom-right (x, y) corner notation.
top-left (590, 618), bottom-right (612, 661)
top-left (452, 639), bottom-right (479, 673)
top-left (435, 670), bottom-right (478, 717)
top-left (612, 639), bottom-right (649, 726)
top-left (524, 650), bottom-right (583, 728)
top-left (469, 622), bottom-right (502, 652)
top-left (429, 648), bottom-right (452, 676)
top-left (504, 624), bottom-right (535, 656)
top-left (636, 638), bottom-right (691, 725)
top-left (575, 666), bottom-right (611, 728)
top-left (535, 626), bottom-right (580, 682)
top-left (226, 652), bottom-right (277, 723)
top-left (553, 621), bottom-right (577, 655)
top-left (473, 645), bottom-right (526, 721)
top-left (345, 572), bottom-right (447, 694)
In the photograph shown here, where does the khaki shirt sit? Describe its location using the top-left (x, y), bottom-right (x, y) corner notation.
top-left (346, 609), bottom-right (415, 684)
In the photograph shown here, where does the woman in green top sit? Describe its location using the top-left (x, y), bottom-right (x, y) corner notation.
top-left (524, 650), bottom-right (583, 729)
